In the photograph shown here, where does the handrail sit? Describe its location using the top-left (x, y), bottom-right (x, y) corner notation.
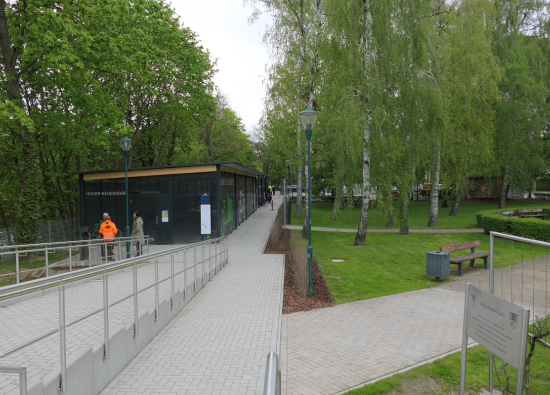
top-left (0, 236), bottom-right (154, 285)
top-left (0, 235), bottom-right (153, 255)
top-left (0, 236), bottom-right (229, 392)
top-left (0, 365), bottom-right (27, 395)
top-left (263, 352), bottom-right (281, 395)
top-left (0, 237), bottom-right (217, 298)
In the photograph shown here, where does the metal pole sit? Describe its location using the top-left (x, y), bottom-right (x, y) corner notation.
top-left (133, 263), bottom-right (138, 336)
top-left (202, 245), bottom-right (205, 287)
top-left (516, 309), bottom-right (530, 395)
top-left (88, 243), bottom-right (91, 268)
top-left (103, 270), bottom-right (109, 360)
top-left (306, 127), bottom-right (313, 298)
top-left (183, 250), bottom-right (187, 299)
top-left (69, 247), bottom-right (72, 272)
top-left (193, 247), bottom-right (197, 292)
top-left (489, 233), bottom-right (494, 391)
top-left (459, 283), bottom-right (470, 395)
top-left (45, 248), bottom-right (49, 278)
top-left (125, 151), bottom-right (130, 259)
top-left (16, 252), bottom-right (19, 284)
top-left (154, 259), bottom-right (159, 321)
top-left (171, 255), bottom-right (174, 309)
top-left (59, 281), bottom-right (66, 392)
top-left (283, 179), bottom-right (286, 229)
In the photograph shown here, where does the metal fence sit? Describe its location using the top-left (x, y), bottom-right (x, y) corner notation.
top-left (487, 231), bottom-right (550, 393)
top-left (0, 236), bottom-right (154, 285)
top-left (0, 237), bottom-right (228, 394)
top-left (0, 218), bottom-right (78, 261)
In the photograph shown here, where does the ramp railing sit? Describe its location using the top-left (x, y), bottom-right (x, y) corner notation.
top-left (0, 236), bottom-right (154, 284)
top-left (0, 237), bottom-right (228, 393)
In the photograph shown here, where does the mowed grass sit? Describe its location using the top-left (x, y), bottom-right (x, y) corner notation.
top-left (290, 198), bottom-right (550, 229)
top-left (312, 231), bottom-right (548, 304)
top-left (344, 341), bottom-right (550, 394)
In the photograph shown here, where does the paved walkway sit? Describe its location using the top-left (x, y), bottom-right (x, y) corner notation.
top-left (100, 200), bottom-right (284, 395)
top-left (281, 258), bottom-right (550, 395)
top-left (0, 199), bottom-right (284, 395)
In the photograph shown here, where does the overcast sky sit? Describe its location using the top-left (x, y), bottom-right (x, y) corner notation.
top-left (170, 0), bottom-right (271, 135)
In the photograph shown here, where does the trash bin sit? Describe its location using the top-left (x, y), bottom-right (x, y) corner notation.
top-left (426, 251), bottom-right (450, 279)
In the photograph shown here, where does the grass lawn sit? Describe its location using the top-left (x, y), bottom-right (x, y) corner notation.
top-left (289, 198), bottom-right (550, 229)
top-left (344, 341), bottom-right (550, 394)
top-left (311, 231), bottom-right (548, 304)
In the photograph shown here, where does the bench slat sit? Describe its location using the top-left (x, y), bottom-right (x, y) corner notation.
top-left (440, 240), bottom-right (482, 253)
top-left (450, 252), bottom-right (489, 264)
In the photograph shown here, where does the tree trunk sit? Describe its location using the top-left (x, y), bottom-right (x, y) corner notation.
top-left (498, 167), bottom-right (508, 209)
top-left (354, 0), bottom-right (373, 246)
top-left (385, 189), bottom-right (394, 227)
top-left (442, 188), bottom-right (448, 208)
top-left (428, 142), bottom-right (440, 227)
top-left (449, 185), bottom-right (462, 216)
top-left (331, 190), bottom-right (340, 220)
top-left (400, 194), bottom-right (411, 235)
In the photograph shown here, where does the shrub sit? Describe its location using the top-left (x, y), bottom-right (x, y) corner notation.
top-left (477, 208), bottom-right (550, 241)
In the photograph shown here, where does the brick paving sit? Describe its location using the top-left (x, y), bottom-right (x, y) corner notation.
top-left (100, 199), bottom-right (284, 395)
top-left (0, 198), bottom-right (283, 395)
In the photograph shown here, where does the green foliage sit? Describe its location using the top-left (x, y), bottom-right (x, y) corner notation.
top-left (477, 209), bottom-right (550, 241)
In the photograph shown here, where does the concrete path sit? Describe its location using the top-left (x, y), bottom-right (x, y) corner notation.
top-left (281, 259), bottom-right (550, 395)
top-left (99, 200), bottom-right (284, 395)
top-left (286, 225), bottom-right (483, 233)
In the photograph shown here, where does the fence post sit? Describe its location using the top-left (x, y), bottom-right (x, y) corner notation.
top-left (69, 248), bottom-right (72, 272)
top-left (193, 248), bottom-right (197, 292)
top-left (45, 248), bottom-right (49, 278)
top-left (133, 263), bottom-right (138, 337)
top-left (48, 221), bottom-right (52, 243)
top-left (16, 252), bottom-right (20, 284)
top-left (183, 250), bottom-right (187, 300)
top-left (170, 255), bottom-right (174, 309)
top-left (103, 270), bottom-right (109, 360)
top-left (154, 259), bottom-right (159, 321)
top-left (202, 245), bottom-right (205, 287)
top-left (59, 280), bottom-right (66, 392)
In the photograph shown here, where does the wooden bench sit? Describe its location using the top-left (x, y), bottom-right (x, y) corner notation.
top-left (500, 210), bottom-right (515, 217)
top-left (439, 241), bottom-right (489, 277)
top-left (519, 209), bottom-right (548, 219)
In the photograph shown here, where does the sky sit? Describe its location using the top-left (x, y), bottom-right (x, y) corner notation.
top-left (169, 0), bottom-right (271, 135)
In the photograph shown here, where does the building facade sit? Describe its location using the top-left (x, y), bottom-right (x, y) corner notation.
top-left (78, 162), bottom-right (268, 244)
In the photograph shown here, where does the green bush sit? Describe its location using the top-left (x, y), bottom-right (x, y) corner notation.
top-left (477, 208), bottom-right (550, 241)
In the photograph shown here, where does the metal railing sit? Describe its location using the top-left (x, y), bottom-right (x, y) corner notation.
top-left (0, 365), bottom-right (26, 395)
top-left (263, 352), bottom-right (281, 395)
top-left (0, 236), bottom-right (228, 393)
top-left (0, 236), bottom-right (154, 284)
top-left (488, 231), bottom-right (550, 392)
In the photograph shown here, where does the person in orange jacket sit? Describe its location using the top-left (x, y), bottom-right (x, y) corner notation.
top-left (99, 215), bottom-right (118, 261)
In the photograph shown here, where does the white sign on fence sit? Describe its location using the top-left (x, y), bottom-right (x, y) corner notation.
top-left (460, 283), bottom-right (530, 395)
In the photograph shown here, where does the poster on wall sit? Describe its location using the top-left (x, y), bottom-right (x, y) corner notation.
top-left (201, 204), bottom-right (211, 234)
top-left (162, 210), bottom-right (169, 222)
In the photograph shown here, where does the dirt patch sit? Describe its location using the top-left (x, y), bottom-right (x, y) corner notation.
top-left (380, 375), bottom-right (502, 395)
top-left (264, 229), bottom-right (334, 314)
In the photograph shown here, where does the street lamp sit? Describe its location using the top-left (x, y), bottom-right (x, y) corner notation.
top-left (286, 160), bottom-right (291, 226)
top-left (120, 136), bottom-right (132, 259)
top-left (298, 107), bottom-right (317, 298)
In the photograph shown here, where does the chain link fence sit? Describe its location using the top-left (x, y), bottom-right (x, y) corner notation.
top-left (0, 218), bottom-right (78, 264)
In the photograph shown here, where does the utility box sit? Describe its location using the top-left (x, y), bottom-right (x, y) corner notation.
top-left (426, 251), bottom-right (450, 279)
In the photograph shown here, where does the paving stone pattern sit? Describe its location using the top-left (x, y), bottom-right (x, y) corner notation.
top-left (100, 198), bottom-right (284, 395)
top-left (0, 245), bottom-right (218, 394)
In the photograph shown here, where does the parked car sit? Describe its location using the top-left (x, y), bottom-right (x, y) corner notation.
top-left (289, 185), bottom-right (306, 193)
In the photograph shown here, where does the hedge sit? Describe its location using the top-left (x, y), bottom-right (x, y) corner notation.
top-left (477, 208), bottom-right (550, 241)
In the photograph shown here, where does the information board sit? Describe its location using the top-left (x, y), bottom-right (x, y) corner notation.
top-left (201, 204), bottom-right (211, 234)
top-left (464, 285), bottom-right (528, 369)
top-left (162, 210), bottom-right (169, 223)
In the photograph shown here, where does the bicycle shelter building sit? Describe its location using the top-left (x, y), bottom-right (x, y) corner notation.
top-left (77, 162), bottom-right (268, 244)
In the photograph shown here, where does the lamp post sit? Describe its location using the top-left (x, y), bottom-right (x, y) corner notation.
top-left (120, 137), bottom-right (132, 259)
top-left (298, 107), bottom-right (317, 298)
top-left (286, 160), bottom-right (291, 225)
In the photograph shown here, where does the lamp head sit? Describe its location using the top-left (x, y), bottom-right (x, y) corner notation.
top-left (299, 107), bottom-right (317, 131)
top-left (119, 136), bottom-right (132, 152)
